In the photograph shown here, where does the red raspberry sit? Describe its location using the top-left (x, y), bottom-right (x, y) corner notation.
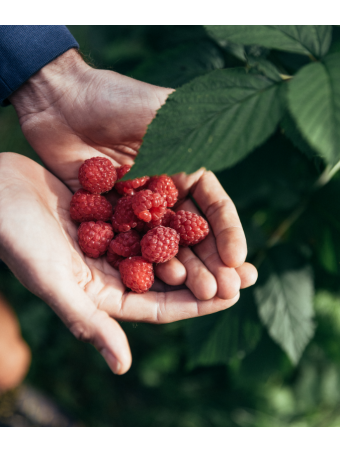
top-left (78, 221), bottom-right (114, 258)
top-left (119, 256), bottom-right (154, 294)
top-left (169, 210), bottom-right (209, 246)
top-left (116, 164), bottom-right (131, 180)
top-left (141, 226), bottom-right (180, 263)
top-left (109, 230), bottom-right (141, 257)
top-left (78, 157), bottom-right (117, 194)
top-left (111, 196), bottom-right (144, 233)
top-left (107, 250), bottom-right (125, 270)
top-left (70, 189), bottom-right (113, 223)
top-left (144, 208), bottom-right (176, 231)
top-left (115, 176), bottom-right (150, 196)
top-left (132, 190), bottom-right (167, 222)
top-left (148, 175), bottom-right (178, 207)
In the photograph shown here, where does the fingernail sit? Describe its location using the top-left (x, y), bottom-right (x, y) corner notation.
top-left (101, 348), bottom-right (121, 375)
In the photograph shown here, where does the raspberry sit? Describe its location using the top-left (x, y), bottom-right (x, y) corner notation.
top-left (116, 164), bottom-right (131, 180)
top-left (70, 189), bottom-right (113, 223)
top-left (169, 210), bottom-right (209, 246)
top-left (148, 175), bottom-right (178, 207)
top-left (78, 221), bottom-right (114, 258)
top-left (132, 190), bottom-right (167, 222)
top-left (109, 230), bottom-right (141, 257)
top-left (111, 196), bottom-right (144, 232)
top-left (107, 250), bottom-right (125, 270)
top-left (115, 176), bottom-right (150, 196)
top-left (141, 226), bottom-right (180, 263)
top-left (78, 157), bottom-right (117, 194)
top-left (144, 208), bottom-right (176, 231)
top-left (119, 256), bottom-right (154, 294)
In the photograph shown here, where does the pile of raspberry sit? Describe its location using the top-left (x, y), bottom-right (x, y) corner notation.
top-left (70, 157), bottom-right (209, 294)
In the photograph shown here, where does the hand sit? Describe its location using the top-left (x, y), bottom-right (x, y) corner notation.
top-left (8, 48), bottom-right (257, 300)
top-left (0, 153), bottom-right (255, 375)
top-left (9, 49), bottom-right (173, 192)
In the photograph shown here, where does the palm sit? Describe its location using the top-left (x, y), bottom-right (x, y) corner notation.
top-left (16, 68), bottom-right (172, 192)
top-left (1, 153), bottom-right (248, 374)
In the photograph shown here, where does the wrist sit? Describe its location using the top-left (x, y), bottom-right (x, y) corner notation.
top-left (9, 49), bottom-right (90, 121)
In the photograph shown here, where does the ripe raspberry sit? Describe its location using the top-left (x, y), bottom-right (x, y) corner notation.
top-left (78, 221), bottom-right (114, 258)
top-left (107, 250), bottom-right (125, 270)
top-left (115, 176), bottom-right (150, 196)
top-left (141, 226), bottom-right (180, 263)
top-left (78, 157), bottom-right (117, 194)
top-left (144, 208), bottom-right (176, 231)
top-left (148, 175), bottom-right (178, 207)
top-left (111, 196), bottom-right (144, 233)
top-left (132, 190), bottom-right (167, 222)
top-left (119, 256), bottom-right (154, 294)
top-left (70, 189), bottom-right (113, 223)
top-left (109, 230), bottom-right (141, 257)
top-left (170, 210), bottom-right (209, 246)
top-left (116, 164), bottom-right (131, 180)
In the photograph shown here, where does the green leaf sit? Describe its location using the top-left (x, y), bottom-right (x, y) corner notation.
top-left (287, 53), bottom-right (340, 164)
top-left (129, 68), bottom-right (285, 178)
top-left (130, 39), bottom-right (225, 89)
top-left (186, 289), bottom-right (262, 369)
top-left (205, 26), bottom-right (332, 59)
top-left (254, 244), bottom-right (315, 364)
top-left (281, 113), bottom-right (322, 163)
top-left (247, 56), bottom-right (282, 82)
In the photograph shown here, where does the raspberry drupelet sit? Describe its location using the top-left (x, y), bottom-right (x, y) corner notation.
top-left (106, 250), bottom-right (126, 270)
top-left (78, 221), bottom-right (114, 258)
top-left (170, 210), bottom-right (209, 246)
top-left (111, 196), bottom-right (144, 233)
top-left (116, 164), bottom-right (131, 180)
top-left (109, 230), bottom-right (141, 257)
top-left (148, 175), bottom-right (178, 207)
top-left (119, 257), bottom-right (154, 294)
top-left (131, 189), bottom-right (167, 222)
top-left (141, 226), bottom-right (180, 263)
top-left (115, 176), bottom-right (150, 196)
top-left (143, 208), bottom-right (176, 232)
top-left (70, 189), bottom-right (113, 223)
top-left (78, 157), bottom-right (117, 194)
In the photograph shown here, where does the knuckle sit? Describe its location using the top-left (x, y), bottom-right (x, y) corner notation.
top-left (69, 320), bottom-right (94, 344)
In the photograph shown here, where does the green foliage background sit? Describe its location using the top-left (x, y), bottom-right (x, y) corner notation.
top-left (2, 25), bottom-right (340, 426)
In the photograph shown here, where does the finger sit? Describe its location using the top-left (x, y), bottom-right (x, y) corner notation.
top-left (236, 262), bottom-right (258, 289)
top-left (101, 289), bottom-right (240, 324)
top-left (50, 283), bottom-right (132, 375)
top-left (177, 246), bottom-right (218, 301)
top-left (173, 170), bottom-right (247, 268)
top-left (154, 257), bottom-right (187, 286)
top-left (177, 198), bottom-right (241, 300)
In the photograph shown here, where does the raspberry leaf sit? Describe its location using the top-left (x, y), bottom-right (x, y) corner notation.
top-left (254, 244), bottom-right (315, 365)
top-left (129, 68), bottom-right (285, 178)
top-left (130, 39), bottom-right (225, 89)
top-left (288, 53), bottom-right (340, 165)
top-left (205, 26), bottom-right (332, 59)
top-left (185, 288), bottom-right (262, 369)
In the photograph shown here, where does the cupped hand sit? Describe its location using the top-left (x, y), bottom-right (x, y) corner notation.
top-left (0, 153), bottom-right (255, 375)
top-left (9, 49), bottom-right (173, 192)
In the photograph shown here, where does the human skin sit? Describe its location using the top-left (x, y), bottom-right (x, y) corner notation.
top-left (0, 153), bottom-right (256, 375)
top-left (9, 49), bottom-right (257, 302)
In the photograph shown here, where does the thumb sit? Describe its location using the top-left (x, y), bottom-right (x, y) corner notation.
top-left (47, 283), bottom-right (132, 375)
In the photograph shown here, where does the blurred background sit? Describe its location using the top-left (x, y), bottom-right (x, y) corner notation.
top-left (1, 25), bottom-right (340, 427)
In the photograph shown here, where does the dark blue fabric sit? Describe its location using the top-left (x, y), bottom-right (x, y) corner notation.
top-left (0, 26), bottom-right (79, 106)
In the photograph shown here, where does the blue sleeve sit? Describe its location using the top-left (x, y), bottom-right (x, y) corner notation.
top-left (0, 26), bottom-right (79, 106)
